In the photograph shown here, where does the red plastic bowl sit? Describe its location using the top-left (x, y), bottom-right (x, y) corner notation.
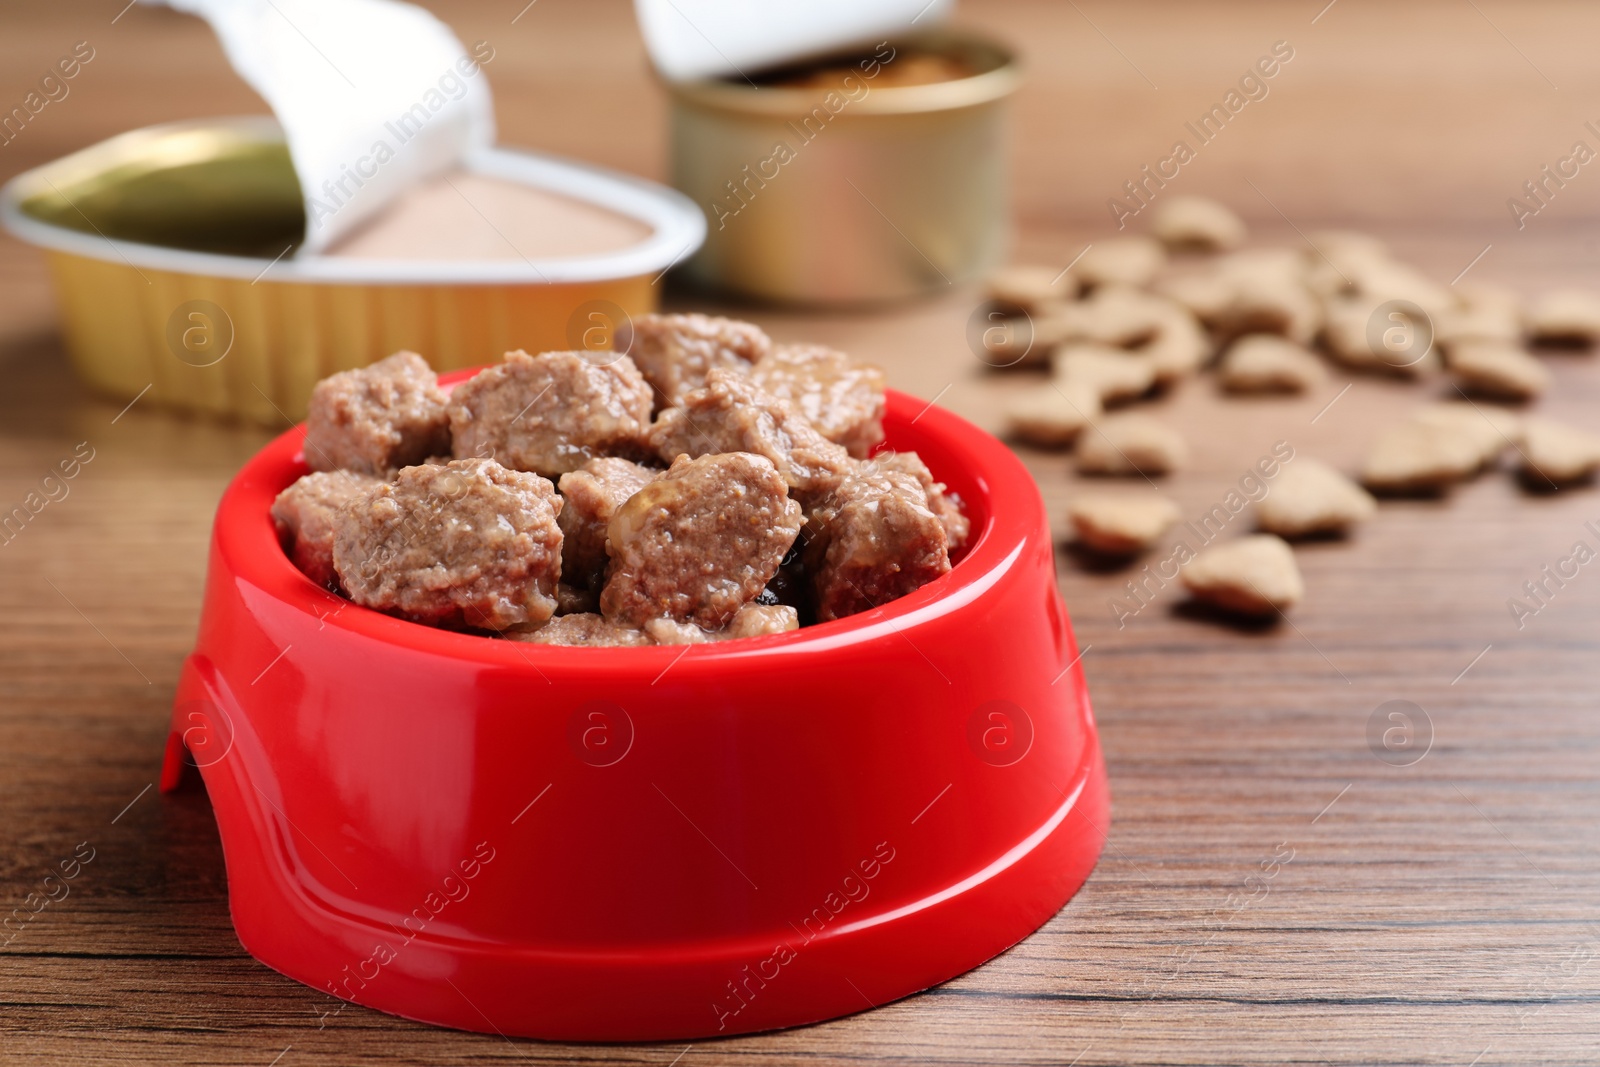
top-left (161, 375), bottom-right (1108, 1041)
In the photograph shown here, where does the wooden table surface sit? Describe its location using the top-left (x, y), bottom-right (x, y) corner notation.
top-left (4, 1), bottom-right (1599, 1063)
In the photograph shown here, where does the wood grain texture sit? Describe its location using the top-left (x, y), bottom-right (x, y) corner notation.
top-left (3, 1), bottom-right (1600, 1064)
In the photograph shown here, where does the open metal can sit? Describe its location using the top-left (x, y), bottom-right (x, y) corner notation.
top-left (668, 30), bottom-right (1019, 306)
top-left (1, 117), bottom-right (703, 424)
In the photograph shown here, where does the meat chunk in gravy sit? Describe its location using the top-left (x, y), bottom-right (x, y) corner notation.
top-left (270, 470), bottom-right (381, 590)
top-left (870, 451), bottom-right (972, 550)
top-left (448, 350), bottom-right (653, 477)
top-left (513, 613), bottom-right (652, 647)
top-left (332, 458), bottom-right (563, 631)
top-left (601, 452), bottom-right (802, 629)
top-left (620, 313), bottom-right (771, 409)
top-left (644, 604), bottom-right (799, 644)
top-left (808, 465), bottom-right (951, 622)
top-left (304, 351), bottom-right (451, 475)
top-left (556, 457), bottom-right (658, 593)
top-left (646, 369), bottom-right (853, 506)
top-left (750, 344), bottom-right (887, 458)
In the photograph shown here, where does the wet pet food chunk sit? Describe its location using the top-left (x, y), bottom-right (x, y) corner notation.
top-left (1181, 534), bottom-right (1303, 617)
top-left (1151, 195), bottom-right (1247, 252)
top-left (870, 450), bottom-right (971, 551)
top-left (646, 369), bottom-right (853, 504)
top-left (1255, 459), bottom-right (1375, 538)
top-left (512, 613), bottom-right (652, 647)
top-left (620, 313), bottom-right (771, 408)
top-left (809, 466), bottom-right (951, 622)
top-left (1218, 334), bottom-right (1327, 394)
top-left (448, 350), bottom-right (653, 477)
top-left (1520, 417), bottom-right (1600, 485)
top-left (1067, 492), bottom-right (1180, 555)
top-left (332, 458), bottom-right (563, 631)
top-left (750, 344), bottom-right (887, 458)
top-left (304, 351), bottom-right (451, 475)
top-left (1076, 414), bottom-right (1188, 476)
top-left (643, 604), bottom-right (800, 644)
top-left (601, 452), bottom-right (803, 629)
top-left (271, 470), bottom-right (382, 589)
top-left (556, 457), bottom-right (657, 592)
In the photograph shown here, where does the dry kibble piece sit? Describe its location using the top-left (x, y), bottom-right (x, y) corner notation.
top-left (271, 470), bottom-right (383, 589)
top-left (1074, 285), bottom-right (1173, 346)
top-left (1218, 334), bottom-right (1327, 394)
top-left (750, 344), bottom-right (886, 458)
top-left (1409, 403), bottom-right (1519, 468)
top-left (1067, 493), bottom-right (1181, 555)
top-left (1076, 236), bottom-right (1167, 290)
top-left (1360, 422), bottom-right (1483, 493)
top-left (986, 264), bottom-right (1076, 314)
top-left (1151, 195), bottom-right (1247, 252)
top-left (1528, 289), bottom-right (1600, 345)
top-left (513, 614), bottom-right (653, 647)
top-left (1052, 343), bottom-right (1157, 405)
top-left (601, 452), bottom-right (803, 629)
top-left (643, 604), bottom-right (800, 644)
top-left (1520, 417), bottom-right (1600, 485)
top-left (1447, 340), bottom-right (1550, 402)
top-left (620, 313), bottom-right (772, 407)
top-left (1181, 534), bottom-right (1303, 617)
top-left (1436, 285), bottom-right (1523, 346)
top-left (1256, 459), bottom-right (1376, 538)
top-left (332, 458), bottom-right (564, 632)
top-left (1076, 414), bottom-right (1187, 476)
top-left (1322, 296), bottom-right (1440, 378)
top-left (556, 457), bottom-right (658, 592)
top-left (1004, 380), bottom-right (1102, 448)
top-left (304, 351), bottom-right (451, 475)
top-left (448, 350), bottom-right (654, 477)
top-left (1138, 305), bottom-right (1210, 383)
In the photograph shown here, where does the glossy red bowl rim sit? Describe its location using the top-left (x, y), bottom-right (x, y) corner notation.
top-left (229, 373), bottom-right (1033, 677)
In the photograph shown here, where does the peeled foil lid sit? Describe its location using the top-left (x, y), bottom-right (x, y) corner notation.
top-left (149, 0), bottom-right (495, 253)
top-left (634, 0), bottom-right (956, 84)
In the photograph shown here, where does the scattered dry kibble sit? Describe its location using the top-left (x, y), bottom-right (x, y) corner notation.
top-left (1446, 340), bottom-right (1550, 402)
top-left (1076, 413), bottom-right (1187, 476)
top-left (986, 264), bottom-right (1076, 314)
top-left (1005, 381), bottom-right (1102, 448)
top-left (1256, 459), bottom-right (1375, 538)
top-left (1527, 289), bottom-right (1600, 346)
top-left (1150, 195), bottom-right (1246, 253)
top-left (1322, 296), bottom-right (1439, 378)
top-left (1181, 534), bottom-right (1304, 617)
top-left (1067, 492), bottom-right (1181, 555)
top-left (1409, 403), bottom-right (1520, 468)
top-left (1218, 334), bottom-right (1327, 394)
top-left (1053, 343), bottom-right (1157, 405)
top-left (1076, 236), bottom-right (1167, 290)
top-left (1519, 417), bottom-right (1600, 486)
top-left (1360, 422), bottom-right (1484, 494)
